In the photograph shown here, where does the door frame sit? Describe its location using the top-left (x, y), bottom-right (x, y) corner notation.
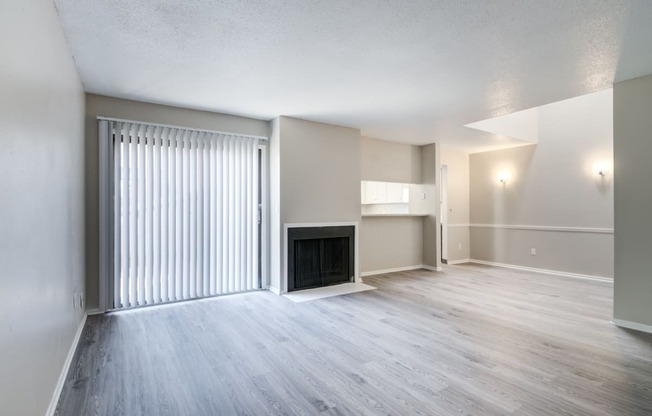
top-left (440, 165), bottom-right (448, 263)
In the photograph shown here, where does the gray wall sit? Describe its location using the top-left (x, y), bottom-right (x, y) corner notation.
top-left (361, 136), bottom-right (422, 182)
top-left (269, 118), bottom-right (281, 292)
top-left (269, 117), bottom-right (361, 292)
top-left (0, 1), bottom-right (86, 414)
top-left (613, 73), bottom-right (652, 328)
top-left (360, 137), bottom-right (424, 272)
top-left (360, 217), bottom-right (423, 272)
top-left (441, 147), bottom-right (471, 262)
top-left (469, 90), bottom-right (614, 278)
top-left (358, 138), bottom-right (441, 272)
top-left (84, 94), bottom-right (269, 309)
top-left (421, 143), bottom-right (441, 269)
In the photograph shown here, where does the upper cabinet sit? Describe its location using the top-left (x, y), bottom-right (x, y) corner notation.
top-left (361, 181), bottom-right (428, 216)
top-left (386, 182), bottom-right (409, 203)
top-left (361, 181), bottom-right (409, 204)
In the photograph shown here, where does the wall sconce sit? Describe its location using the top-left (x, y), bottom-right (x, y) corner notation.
top-left (593, 162), bottom-right (609, 177)
top-left (497, 171), bottom-right (510, 184)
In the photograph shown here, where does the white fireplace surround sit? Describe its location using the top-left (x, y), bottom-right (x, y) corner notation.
top-left (277, 222), bottom-right (361, 294)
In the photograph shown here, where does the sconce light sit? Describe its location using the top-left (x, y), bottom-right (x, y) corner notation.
top-left (497, 171), bottom-right (510, 184)
top-left (593, 162), bottom-right (609, 178)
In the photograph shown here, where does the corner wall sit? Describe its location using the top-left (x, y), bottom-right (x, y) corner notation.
top-left (421, 143), bottom-right (441, 270)
top-left (469, 90), bottom-right (614, 278)
top-left (360, 137), bottom-right (423, 273)
top-left (0, 1), bottom-right (86, 414)
top-left (613, 73), bottom-right (652, 330)
top-left (269, 117), bottom-right (361, 293)
top-left (441, 147), bottom-right (470, 262)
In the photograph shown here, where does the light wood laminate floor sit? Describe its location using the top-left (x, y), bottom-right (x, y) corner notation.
top-left (56, 264), bottom-right (652, 415)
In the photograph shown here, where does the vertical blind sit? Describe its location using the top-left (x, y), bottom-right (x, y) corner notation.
top-left (103, 120), bottom-right (261, 309)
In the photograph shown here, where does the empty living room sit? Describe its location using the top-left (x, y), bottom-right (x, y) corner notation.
top-left (2, 1), bottom-right (652, 415)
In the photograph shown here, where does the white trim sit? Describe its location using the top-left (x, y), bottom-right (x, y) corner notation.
top-left (97, 116), bottom-right (268, 141)
top-left (283, 222), bottom-right (360, 294)
top-left (86, 308), bottom-right (104, 316)
top-left (362, 213), bottom-right (427, 217)
top-left (448, 223), bottom-right (470, 228)
top-left (361, 264), bottom-right (443, 276)
top-left (46, 313), bottom-right (87, 416)
top-left (283, 282), bottom-right (376, 303)
top-left (361, 265), bottom-right (424, 277)
top-left (284, 221), bottom-right (360, 228)
top-left (612, 319), bottom-right (652, 334)
top-left (467, 259), bottom-right (613, 282)
top-left (447, 258), bottom-right (471, 265)
top-left (258, 144), bottom-right (270, 290)
top-left (422, 264), bottom-right (442, 272)
top-left (440, 165), bottom-right (448, 262)
top-left (469, 223), bottom-right (613, 234)
top-left (268, 286), bottom-right (281, 295)
top-left (98, 120), bottom-right (110, 312)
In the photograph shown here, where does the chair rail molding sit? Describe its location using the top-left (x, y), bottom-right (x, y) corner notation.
top-left (468, 224), bottom-right (614, 234)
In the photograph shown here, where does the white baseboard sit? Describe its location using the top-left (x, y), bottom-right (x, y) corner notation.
top-left (361, 265), bottom-right (423, 277)
top-left (268, 286), bottom-right (281, 295)
top-left (362, 264), bottom-right (444, 276)
top-left (467, 259), bottom-right (613, 283)
top-left (613, 319), bottom-right (652, 334)
top-left (447, 259), bottom-right (471, 265)
top-left (46, 312), bottom-right (87, 416)
top-left (86, 308), bottom-right (104, 316)
top-left (421, 264), bottom-right (442, 272)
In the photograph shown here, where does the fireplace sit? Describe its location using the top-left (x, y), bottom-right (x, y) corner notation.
top-left (287, 225), bottom-right (355, 292)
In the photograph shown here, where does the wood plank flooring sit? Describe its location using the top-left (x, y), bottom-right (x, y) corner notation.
top-left (56, 264), bottom-right (652, 415)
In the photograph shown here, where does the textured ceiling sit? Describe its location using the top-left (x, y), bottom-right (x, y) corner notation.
top-left (54, 0), bottom-right (652, 152)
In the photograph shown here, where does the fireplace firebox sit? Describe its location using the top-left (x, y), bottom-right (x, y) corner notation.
top-left (287, 226), bottom-right (355, 292)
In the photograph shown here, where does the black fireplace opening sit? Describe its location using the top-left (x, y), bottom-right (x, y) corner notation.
top-left (288, 226), bottom-right (355, 292)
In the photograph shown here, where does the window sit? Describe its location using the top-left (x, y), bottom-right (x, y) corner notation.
top-left (99, 119), bottom-right (266, 309)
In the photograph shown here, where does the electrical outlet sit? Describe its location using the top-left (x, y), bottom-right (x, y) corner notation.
top-left (421, 193), bottom-right (426, 200)
top-left (458, 243), bottom-right (462, 249)
top-left (531, 248), bottom-right (536, 256)
top-left (79, 294), bottom-right (85, 309)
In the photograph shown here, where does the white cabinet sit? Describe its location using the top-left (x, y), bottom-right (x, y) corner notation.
top-left (360, 181), bottom-right (410, 215)
top-left (386, 182), bottom-right (408, 203)
top-left (361, 181), bottom-right (427, 216)
top-left (361, 181), bottom-right (387, 204)
top-left (361, 181), bottom-right (409, 204)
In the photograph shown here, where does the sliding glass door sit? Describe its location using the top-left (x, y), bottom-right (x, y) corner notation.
top-left (100, 119), bottom-right (265, 310)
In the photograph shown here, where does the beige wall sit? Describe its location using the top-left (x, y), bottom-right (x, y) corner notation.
top-left (613, 74), bottom-right (652, 329)
top-left (441, 147), bottom-right (470, 262)
top-left (84, 94), bottom-right (269, 309)
top-left (360, 137), bottom-right (423, 272)
top-left (469, 90), bottom-right (614, 278)
top-left (0, 1), bottom-right (86, 414)
top-left (270, 117), bottom-right (361, 292)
